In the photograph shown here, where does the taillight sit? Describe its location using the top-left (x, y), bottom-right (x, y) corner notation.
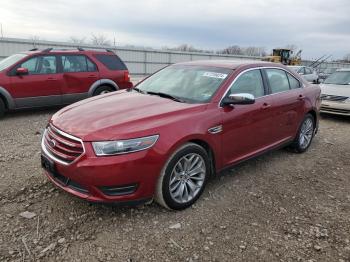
top-left (124, 71), bottom-right (130, 82)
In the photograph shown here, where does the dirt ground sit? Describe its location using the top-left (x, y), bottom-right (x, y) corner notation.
top-left (0, 109), bottom-right (349, 262)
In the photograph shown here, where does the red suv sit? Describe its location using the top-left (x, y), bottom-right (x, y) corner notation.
top-left (41, 61), bottom-right (321, 210)
top-left (0, 48), bottom-right (132, 118)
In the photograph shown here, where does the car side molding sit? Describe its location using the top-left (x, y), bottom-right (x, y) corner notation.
top-left (88, 79), bottom-right (120, 97)
top-left (0, 86), bottom-right (15, 110)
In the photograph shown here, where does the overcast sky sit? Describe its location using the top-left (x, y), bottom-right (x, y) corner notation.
top-left (1, 0), bottom-right (349, 59)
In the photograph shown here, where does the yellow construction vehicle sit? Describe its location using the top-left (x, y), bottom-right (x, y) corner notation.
top-left (262, 48), bottom-right (301, 65)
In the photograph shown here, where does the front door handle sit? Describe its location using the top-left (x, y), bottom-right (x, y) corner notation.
top-left (47, 77), bottom-right (57, 81)
top-left (298, 95), bottom-right (305, 100)
top-left (261, 103), bottom-right (271, 110)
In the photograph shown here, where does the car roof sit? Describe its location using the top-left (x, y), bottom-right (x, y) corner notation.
top-left (176, 60), bottom-right (284, 70)
top-left (288, 65), bottom-right (303, 68)
top-left (336, 68), bottom-right (350, 72)
top-left (21, 49), bottom-right (114, 55)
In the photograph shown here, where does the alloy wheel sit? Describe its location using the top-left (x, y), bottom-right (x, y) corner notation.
top-left (299, 118), bottom-right (314, 149)
top-left (169, 153), bottom-right (206, 204)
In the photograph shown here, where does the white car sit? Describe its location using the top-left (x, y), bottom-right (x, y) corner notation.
top-left (288, 66), bottom-right (319, 83)
top-left (320, 68), bottom-right (350, 116)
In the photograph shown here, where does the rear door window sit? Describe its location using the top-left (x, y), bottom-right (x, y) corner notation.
top-left (287, 73), bottom-right (301, 89)
top-left (61, 55), bottom-right (97, 73)
top-left (265, 69), bottom-right (290, 94)
top-left (94, 54), bottom-right (127, 70)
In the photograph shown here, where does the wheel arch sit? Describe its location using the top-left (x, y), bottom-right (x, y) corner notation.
top-left (188, 139), bottom-right (217, 177)
top-left (0, 87), bottom-right (15, 110)
top-left (88, 79), bottom-right (119, 97)
top-left (163, 134), bottom-right (219, 178)
top-left (306, 109), bottom-right (319, 134)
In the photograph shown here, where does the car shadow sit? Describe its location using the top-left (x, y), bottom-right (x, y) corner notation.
top-left (3, 106), bottom-right (63, 120)
top-left (320, 113), bottom-right (350, 123)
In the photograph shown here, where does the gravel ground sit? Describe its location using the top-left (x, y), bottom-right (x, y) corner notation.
top-left (0, 109), bottom-right (349, 262)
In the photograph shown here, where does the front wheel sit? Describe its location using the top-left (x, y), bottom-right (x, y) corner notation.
top-left (0, 99), bottom-right (5, 119)
top-left (155, 143), bottom-right (210, 210)
top-left (290, 114), bottom-right (315, 153)
top-left (93, 85), bottom-right (115, 96)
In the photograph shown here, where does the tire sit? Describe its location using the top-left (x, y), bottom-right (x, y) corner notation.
top-left (0, 98), bottom-right (5, 119)
top-left (93, 85), bottom-right (115, 96)
top-left (155, 143), bottom-right (210, 210)
top-left (290, 114), bottom-right (315, 153)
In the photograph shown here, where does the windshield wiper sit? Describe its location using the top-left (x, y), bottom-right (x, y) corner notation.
top-left (130, 87), bottom-right (147, 94)
top-left (146, 91), bottom-right (185, 103)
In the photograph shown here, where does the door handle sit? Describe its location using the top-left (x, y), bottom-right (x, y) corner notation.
top-left (261, 103), bottom-right (271, 110)
top-left (47, 77), bottom-right (57, 81)
top-left (298, 95), bottom-right (305, 100)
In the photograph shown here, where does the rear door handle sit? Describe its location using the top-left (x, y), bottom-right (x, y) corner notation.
top-left (88, 75), bottom-right (98, 79)
top-left (298, 95), bottom-right (305, 100)
top-left (261, 103), bottom-right (271, 110)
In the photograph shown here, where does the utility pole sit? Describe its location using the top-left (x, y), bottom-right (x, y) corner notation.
top-left (0, 23), bottom-right (3, 38)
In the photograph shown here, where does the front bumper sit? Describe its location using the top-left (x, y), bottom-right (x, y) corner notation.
top-left (320, 101), bottom-right (350, 116)
top-left (41, 140), bottom-right (165, 204)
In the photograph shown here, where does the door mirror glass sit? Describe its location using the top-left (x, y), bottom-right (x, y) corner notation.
top-left (16, 67), bottom-right (29, 75)
top-left (222, 93), bottom-right (255, 106)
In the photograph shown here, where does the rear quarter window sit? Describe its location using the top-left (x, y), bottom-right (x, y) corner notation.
top-left (93, 54), bottom-right (127, 70)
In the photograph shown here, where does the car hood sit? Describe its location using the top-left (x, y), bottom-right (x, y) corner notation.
top-left (51, 91), bottom-right (206, 141)
top-left (320, 84), bottom-right (350, 97)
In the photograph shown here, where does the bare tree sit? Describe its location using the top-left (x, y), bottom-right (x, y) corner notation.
top-left (218, 45), bottom-right (266, 56)
top-left (30, 35), bottom-right (41, 48)
top-left (218, 45), bottom-right (243, 55)
top-left (90, 33), bottom-right (111, 46)
top-left (69, 36), bottom-right (86, 45)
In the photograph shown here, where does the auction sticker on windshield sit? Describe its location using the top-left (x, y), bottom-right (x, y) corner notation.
top-left (202, 72), bottom-right (228, 79)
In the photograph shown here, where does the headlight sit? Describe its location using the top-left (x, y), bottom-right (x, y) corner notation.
top-left (92, 135), bottom-right (159, 156)
top-left (344, 98), bottom-right (350, 103)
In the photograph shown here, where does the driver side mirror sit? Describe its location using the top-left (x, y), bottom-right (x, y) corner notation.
top-left (221, 93), bottom-right (255, 107)
top-left (16, 67), bottom-right (29, 76)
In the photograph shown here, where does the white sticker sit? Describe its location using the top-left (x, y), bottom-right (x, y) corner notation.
top-left (203, 72), bottom-right (227, 79)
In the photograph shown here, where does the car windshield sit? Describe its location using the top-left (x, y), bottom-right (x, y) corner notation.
top-left (0, 53), bottom-right (28, 71)
top-left (136, 65), bottom-right (232, 103)
top-left (324, 71), bottom-right (350, 85)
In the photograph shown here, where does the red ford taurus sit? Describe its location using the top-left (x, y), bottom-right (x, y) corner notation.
top-left (41, 61), bottom-right (321, 210)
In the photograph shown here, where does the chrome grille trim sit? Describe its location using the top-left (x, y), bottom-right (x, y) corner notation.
top-left (321, 94), bottom-right (348, 102)
top-left (41, 124), bottom-right (85, 166)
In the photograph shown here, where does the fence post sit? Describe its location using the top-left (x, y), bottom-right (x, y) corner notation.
top-left (144, 50), bottom-right (147, 76)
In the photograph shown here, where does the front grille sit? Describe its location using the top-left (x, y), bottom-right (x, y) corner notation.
top-left (43, 124), bottom-right (84, 165)
top-left (321, 106), bottom-right (350, 114)
top-left (321, 94), bottom-right (348, 102)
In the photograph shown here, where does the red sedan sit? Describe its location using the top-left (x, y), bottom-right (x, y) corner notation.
top-left (41, 61), bottom-right (321, 210)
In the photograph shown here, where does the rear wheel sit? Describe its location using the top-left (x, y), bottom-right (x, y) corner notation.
top-left (155, 143), bottom-right (210, 210)
top-left (93, 85), bottom-right (115, 96)
top-left (290, 114), bottom-right (315, 153)
top-left (0, 98), bottom-right (5, 119)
